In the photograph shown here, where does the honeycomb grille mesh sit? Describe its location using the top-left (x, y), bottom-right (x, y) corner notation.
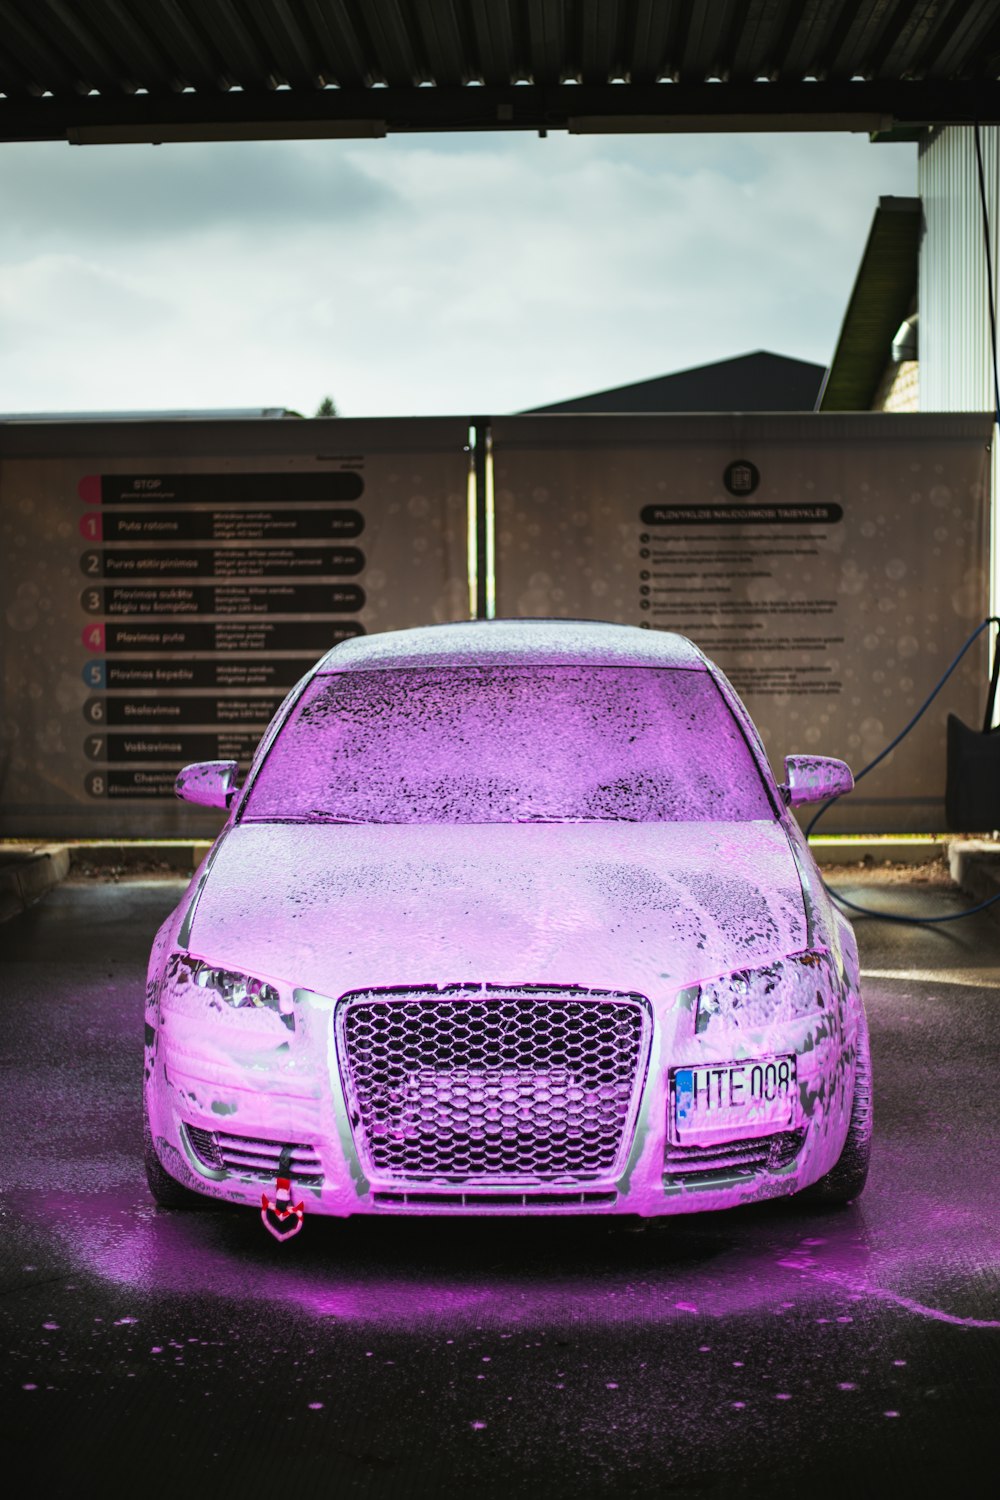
top-left (338, 989), bottom-right (648, 1183)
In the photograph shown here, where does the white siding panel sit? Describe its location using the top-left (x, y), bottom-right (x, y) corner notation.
top-left (919, 126), bottom-right (1000, 616)
top-left (918, 125), bottom-right (999, 412)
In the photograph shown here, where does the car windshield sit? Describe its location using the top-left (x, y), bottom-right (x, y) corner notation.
top-left (241, 665), bottom-right (773, 825)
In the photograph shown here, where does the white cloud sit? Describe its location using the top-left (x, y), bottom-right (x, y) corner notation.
top-left (0, 139), bottom-right (396, 245)
top-left (0, 130), bottom-right (916, 416)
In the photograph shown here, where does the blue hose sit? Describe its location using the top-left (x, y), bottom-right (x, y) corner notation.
top-left (809, 617), bottom-right (1000, 925)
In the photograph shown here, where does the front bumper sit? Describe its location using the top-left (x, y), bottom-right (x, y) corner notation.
top-left (144, 977), bottom-right (863, 1218)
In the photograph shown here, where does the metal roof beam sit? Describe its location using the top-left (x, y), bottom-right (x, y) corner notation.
top-left (2, 79), bottom-right (1000, 144)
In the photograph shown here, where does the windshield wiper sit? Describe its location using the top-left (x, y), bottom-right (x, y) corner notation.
top-left (309, 815), bottom-right (369, 824)
top-left (244, 814), bottom-right (370, 825)
top-left (514, 814), bottom-right (636, 823)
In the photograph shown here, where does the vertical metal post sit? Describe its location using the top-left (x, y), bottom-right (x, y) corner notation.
top-left (466, 424), bottom-right (478, 620)
top-left (473, 417), bottom-right (490, 619)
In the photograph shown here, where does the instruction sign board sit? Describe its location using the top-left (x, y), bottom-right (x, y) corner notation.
top-left (492, 413), bottom-right (992, 833)
top-left (0, 419), bottom-right (470, 837)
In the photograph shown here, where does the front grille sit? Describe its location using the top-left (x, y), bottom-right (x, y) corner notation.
top-left (185, 1124), bottom-right (323, 1185)
top-left (664, 1129), bottom-right (805, 1185)
top-left (337, 985), bottom-right (650, 1184)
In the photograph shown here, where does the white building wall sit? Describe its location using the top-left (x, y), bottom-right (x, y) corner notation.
top-left (919, 125), bottom-right (1000, 616)
top-left (919, 125), bottom-right (999, 411)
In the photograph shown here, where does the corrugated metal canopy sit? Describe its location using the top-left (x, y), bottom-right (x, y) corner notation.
top-left (1, 1), bottom-right (1000, 144)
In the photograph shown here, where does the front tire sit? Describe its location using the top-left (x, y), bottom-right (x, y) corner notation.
top-left (143, 1096), bottom-right (211, 1209)
top-left (800, 1014), bottom-right (873, 1205)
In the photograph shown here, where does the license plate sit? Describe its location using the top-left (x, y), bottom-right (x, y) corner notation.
top-left (671, 1055), bottom-right (797, 1142)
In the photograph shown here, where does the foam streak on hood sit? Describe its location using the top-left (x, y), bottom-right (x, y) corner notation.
top-left (186, 820), bottom-right (806, 999)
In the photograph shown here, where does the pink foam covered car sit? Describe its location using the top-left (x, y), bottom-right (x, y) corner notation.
top-left (144, 620), bottom-right (870, 1227)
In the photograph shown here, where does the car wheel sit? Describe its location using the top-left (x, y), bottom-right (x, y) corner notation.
top-left (143, 1096), bottom-right (210, 1209)
top-left (799, 1014), bottom-right (873, 1206)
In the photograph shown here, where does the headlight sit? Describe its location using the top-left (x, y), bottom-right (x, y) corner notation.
top-left (168, 953), bottom-right (293, 1024)
top-left (692, 950), bottom-right (835, 1034)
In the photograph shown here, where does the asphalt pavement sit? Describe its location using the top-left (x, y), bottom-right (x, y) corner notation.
top-left (1, 874), bottom-right (998, 1498)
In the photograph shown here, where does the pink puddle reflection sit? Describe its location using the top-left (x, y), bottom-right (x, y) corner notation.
top-left (22, 1174), bottom-right (999, 1331)
top-left (16, 1185), bottom-right (873, 1325)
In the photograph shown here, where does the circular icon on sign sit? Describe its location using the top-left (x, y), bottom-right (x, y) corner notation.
top-left (723, 460), bottom-right (760, 497)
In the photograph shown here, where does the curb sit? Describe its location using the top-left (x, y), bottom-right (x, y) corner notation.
top-left (0, 845), bottom-right (71, 922)
top-left (949, 840), bottom-right (1000, 921)
top-left (66, 841), bottom-right (212, 874)
top-left (809, 837), bottom-right (951, 866)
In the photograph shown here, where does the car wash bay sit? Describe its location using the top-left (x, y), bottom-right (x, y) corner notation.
top-left (1, 873), bottom-right (997, 1497)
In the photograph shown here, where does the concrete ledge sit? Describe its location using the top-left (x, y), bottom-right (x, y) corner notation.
top-left (0, 845), bottom-right (71, 921)
top-left (67, 841), bottom-right (211, 874)
top-left (810, 837), bottom-right (951, 866)
top-left (949, 839), bottom-right (1000, 918)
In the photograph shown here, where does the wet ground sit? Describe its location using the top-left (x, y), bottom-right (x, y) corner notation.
top-left (2, 875), bottom-right (998, 1497)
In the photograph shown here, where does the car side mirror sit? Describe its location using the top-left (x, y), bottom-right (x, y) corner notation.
top-left (175, 760), bottom-right (240, 809)
top-left (781, 754), bottom-right (854, 807)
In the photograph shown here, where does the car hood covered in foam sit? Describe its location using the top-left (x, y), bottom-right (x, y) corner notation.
top-left (184, 820), bottom-right (807, 1000)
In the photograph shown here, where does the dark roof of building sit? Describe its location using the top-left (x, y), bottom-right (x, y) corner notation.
top-left (524, 351), bottom-right (826, 414)
top-left (818, 195), bottom-right (921, 410)
top-left (2, 2), bottom-right (1000, 145)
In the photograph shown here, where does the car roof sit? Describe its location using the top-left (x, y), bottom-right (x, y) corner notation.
top-left (314, 619), bottom-right (710, 673)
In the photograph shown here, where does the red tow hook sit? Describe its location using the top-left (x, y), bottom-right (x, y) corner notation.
top-left (261, 1148), bottom-right (305, 1240)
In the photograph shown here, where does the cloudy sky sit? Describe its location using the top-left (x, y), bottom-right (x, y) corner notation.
top-left (0, 129), bottom-right (916, 418)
